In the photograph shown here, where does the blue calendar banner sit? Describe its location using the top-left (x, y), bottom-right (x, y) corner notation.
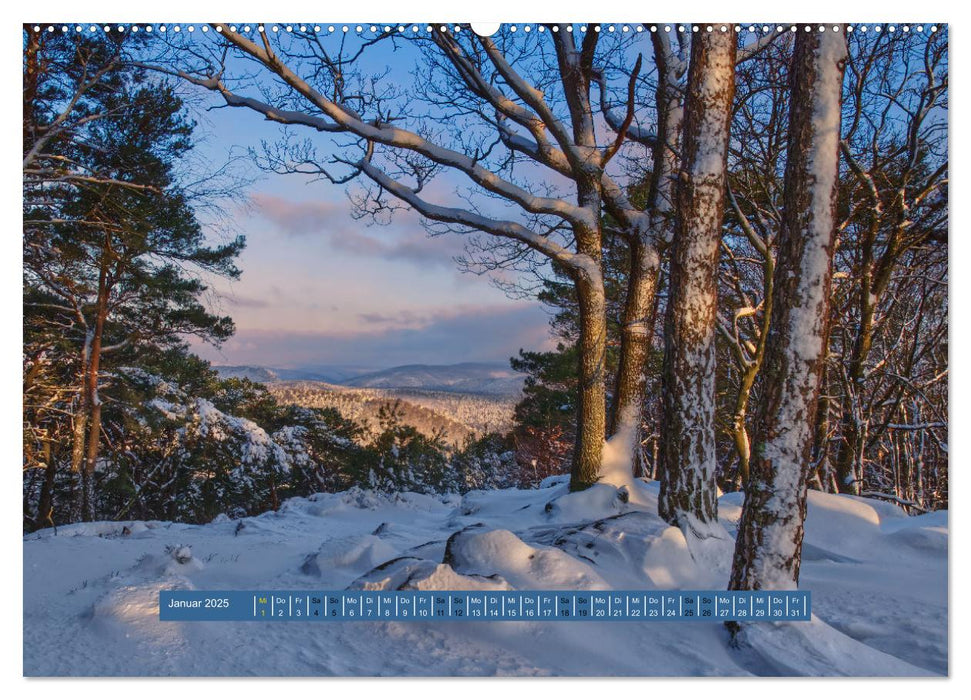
top-left (159, 590), bottom-right (811, 622)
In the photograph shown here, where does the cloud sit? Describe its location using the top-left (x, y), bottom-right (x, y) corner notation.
top-left (194, 303), bottom-right (554, 368)
top-left (214, 292), bottom-right (271, 309)
top-left (250, 194), bottom-right (345, 236)
top-left (355, 304), bottom-right (514, 332)
top-left (252, 193), bottom-right (467, 268)
top-left (357, 310), bottom-right (431, 327)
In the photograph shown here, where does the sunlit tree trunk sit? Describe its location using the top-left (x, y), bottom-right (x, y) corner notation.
top-left (81, 253), bottom-right (111, 522)
top-left (572, 264), bottom-right (608, 489)
top-left (35, 439), bottom-right (56, 529)
top-left (608, 35), bottom-right (681, 477)
top-left (571, 174), bottom-right (608, 490)
top-left (68, 336), bottom-right (92, 523)
top-left (609, 239), bottom-right (660, 477)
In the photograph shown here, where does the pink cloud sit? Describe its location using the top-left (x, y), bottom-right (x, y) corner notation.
top-left (252, 193), bottom-right (468, 267)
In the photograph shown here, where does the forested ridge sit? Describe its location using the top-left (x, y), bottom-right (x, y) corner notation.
top-left (23, 24), bottom-right (946, 601)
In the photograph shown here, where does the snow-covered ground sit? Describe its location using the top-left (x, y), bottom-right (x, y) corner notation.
top-left (23, 477), bottom-right (947, 676)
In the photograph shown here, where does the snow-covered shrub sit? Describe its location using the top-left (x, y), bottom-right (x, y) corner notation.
top-left (87, 370), bottom-right (372, 524)
top-left (271, 405), bottom-right (368, 497)
top-left (452, 433), bottom-right (520, 492)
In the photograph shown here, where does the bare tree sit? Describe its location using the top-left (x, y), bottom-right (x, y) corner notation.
top-left (730, 27), bottom-right (847, 590)
top-left (149, 25), bottom-right (674, 490)
top-left (713, 30), bottom-right (947, 511)
top-left (714, 38), bottom-right (791, 487)
top-left (596, 31), bottom-right (682, 476)
top-left (827, 28), bottom-right (947, 495)
top-left (600, 28), bottom-right (780, 479)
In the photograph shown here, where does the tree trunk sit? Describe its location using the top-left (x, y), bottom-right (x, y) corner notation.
top-left (68, 335), bottom-right (93, 523)
top-left (608, 239), bottom-right (660, 477)
top-left (81, 246), bottom-right (111, 522)
top-left (833, 397), bottom-right (864, 494)
top-left (833, 291), bottom-right (875, 494)
top-left (606, 35), bottom-right (682, 480)
top-left (36, 443), bottom-right (56, 530)
top-left (659, 29), bottom-right (736, 529)
top-left (730, 28), bottom-right (847, 591)
top-left (570, 265), bottom-right (608, 491)
top-left (23, 27), bottom-right (40, 146)
top-left (729, 236), bottom-right (775, 489)
top-left (731, 372), bottom-right (756, 487)
top-left (811, 361), bottom-right (834, 491)
top-left (649, 30), bottom-right (684, 243)
top-left (551, 33), bottom-right (608, 492)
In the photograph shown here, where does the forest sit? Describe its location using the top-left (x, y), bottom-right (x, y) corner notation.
top-left (23, 22), bottom-right (947, 607)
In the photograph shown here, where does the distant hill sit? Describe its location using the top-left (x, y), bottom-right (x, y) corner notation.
top-left (343, 363), bottom-right (524, 396)
top-left (214, 366), bottom-right (334, 384)
top-left (214, 365), bottom-right (371, 384)
top-left (215, 362), bottom-right (525, 397)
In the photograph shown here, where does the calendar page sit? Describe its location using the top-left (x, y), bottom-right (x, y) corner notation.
top-left (21, 8), bottom-right (948, 681)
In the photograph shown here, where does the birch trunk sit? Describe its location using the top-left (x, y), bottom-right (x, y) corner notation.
top-left (730, 28), bottom-right (847, 590)
top-left (659, 29), bottom-right (736, 529)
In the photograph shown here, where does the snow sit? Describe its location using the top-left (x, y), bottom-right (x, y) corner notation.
top-left (688, 37), bottom-right (735, 181)
top-left (441, 527), bottom-right (609, 590)
top-left (23, 481), bottom-right (946, 676)
top-left (739, 31), bottom-right (851, 590)
top-left (301, 535), bottom-right (398, 576)
top-left (600, 431), bottom-right (639, 492)
top-left (194, 398), bottom-right (291, 473)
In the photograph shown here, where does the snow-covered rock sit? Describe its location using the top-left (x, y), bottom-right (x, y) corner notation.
top-left (23, 486), bottom-right (947, 676)
top-left (443, 526), bottom-right (609, 590)
top-left (300, 535), bottom-right (398, 576)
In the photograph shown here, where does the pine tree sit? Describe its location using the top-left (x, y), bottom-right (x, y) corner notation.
top-left (23, 29), bottom-right (243, 524)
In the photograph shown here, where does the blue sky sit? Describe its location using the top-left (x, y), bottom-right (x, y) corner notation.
top-left (181, 35), bottom-right (561, 371)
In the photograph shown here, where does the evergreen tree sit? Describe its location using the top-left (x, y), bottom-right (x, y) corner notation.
top-left (23, 29), bottom-right (243, 525)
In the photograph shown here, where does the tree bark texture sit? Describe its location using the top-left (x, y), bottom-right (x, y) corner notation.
top-left (659, 29), bottom-right (736, 528)
top-left (730, 28), bottom-right (848, 590)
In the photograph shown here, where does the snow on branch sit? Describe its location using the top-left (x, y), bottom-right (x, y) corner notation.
top-left (203, 26), bottom-right (597, 230)
top-left (356, 157), bottom-right (587, 274)
top-left (476, 34), bottom-right (587, 169)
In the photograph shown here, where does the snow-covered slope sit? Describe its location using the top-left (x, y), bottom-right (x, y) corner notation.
top-left (23, 481), bottom-right (946, 676)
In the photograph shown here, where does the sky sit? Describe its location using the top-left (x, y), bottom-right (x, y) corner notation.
top-left (182, 35), bottom-right (562, 372)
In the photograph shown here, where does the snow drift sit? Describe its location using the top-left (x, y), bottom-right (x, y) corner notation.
top-left (23, 478), bottom-right (946, 676)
